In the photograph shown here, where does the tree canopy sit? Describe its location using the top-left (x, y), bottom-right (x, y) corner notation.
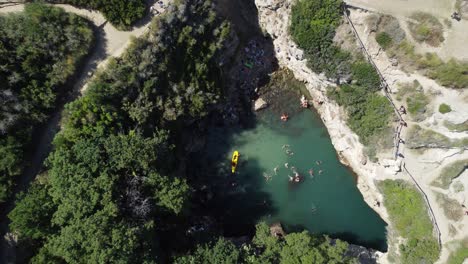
top-left (47, 0), bottom-right (146, 30)
top-left (0, 3), bottom-right (94, 202)
top-left (176, 222), bottom-right (355, 264)
top-left (9, 0), bottom-right (230, 261)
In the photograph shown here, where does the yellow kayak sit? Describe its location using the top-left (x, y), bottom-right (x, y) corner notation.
top-left (231, 151), bottom-right (239, 173)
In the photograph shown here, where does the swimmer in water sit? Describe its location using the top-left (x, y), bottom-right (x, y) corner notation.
top-left (263, 172), bottom-right (272, 181)
top-left (308, 169), bottom-right (314, 177)
top-left (315, 161), bottom-right (320, 165)
top-left (318, 170), bottom-right (323, 175)
top-left (274, 166), bottom-right (279, 175)
top-left (285, 163), bottom-right (289, 168)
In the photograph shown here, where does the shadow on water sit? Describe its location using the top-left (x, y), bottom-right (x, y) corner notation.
top-left (189, 123), bottom-right (277, 237)
top-left (187, 0), bottom-right (389, 254)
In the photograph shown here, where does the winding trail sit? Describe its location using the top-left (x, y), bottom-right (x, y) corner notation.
top-left (0, 3), bottom-right (155, 263)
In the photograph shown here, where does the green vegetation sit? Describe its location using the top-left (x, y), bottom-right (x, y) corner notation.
top-left (0, 3), bottom-right (94, 202)
top-left (8, 0), bottom-right (230, 261)
top-left (374, 14), bottom-right (468, 89)
top-left (406, 125), bottom-right (468, 149)
top-left (431, 159), bottom-right (468, 189)
top-left (439, 103), bottom-right (452, 114)
top-left (434, 192), bottom-right (463, 221)
top-left (447, 238), bottom-right (468, 264)
top-left (408, 12), bottom-right (444, 47)
top-left (453, 181), bottom-right (465, 193)
top-left (176, 222), bottom-right (355, 264)
top-left (378, 179), bottom-right (440, 264)
top-left (48, 0), bottom-right (146, 29)
top-left (290, 0), bottom-right (351, 79)
top-left (328, 61), bottom-right (393, 145)
top-left (396, 80), bottom-right (430, 121)
top-left (290, 0), bottom-right (394, 148)
top-left (426, 58), bottom-right (468, 89)
top-left (376, 32), bottom-right (393, 49)
top-left (444, 120), bottom-right (468, 132)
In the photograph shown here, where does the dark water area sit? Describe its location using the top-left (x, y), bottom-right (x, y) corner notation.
top-left (191, 88), bottom-right (388, 251)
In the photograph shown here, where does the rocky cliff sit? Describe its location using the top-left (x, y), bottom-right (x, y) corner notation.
top-left (254, 0), bottom-right (393, 261)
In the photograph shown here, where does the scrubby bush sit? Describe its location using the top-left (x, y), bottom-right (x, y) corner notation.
top-left (439, 103), bottom-right (452, 114)
top-left (428, 59), bottom-right (468, 89)
top-left (290, 0), bottom-right (351, 79)
top-left (47, 0), bottom-right (146, 30)
top-left (406, 125), bottom-right (468, 149)
top-left (376, 32), bottom-right (393, 49)
top-left (351, 61), bottom-right (381, 91)
top-left (378, 179), bottom-right (440, 264)
top-left (408, 12), bottom-right (444, 47)
top-left (432, 159), bottom-right (467, 189)
top-left (328, 85), bottom-right (393, 144)
top-left (447, 238), bottom-right (468, 264)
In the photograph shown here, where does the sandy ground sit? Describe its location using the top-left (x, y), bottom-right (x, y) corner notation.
top-left (345, 0), bottom-right (468, 61)
top-left (349, 8), bottom-right (468, 264)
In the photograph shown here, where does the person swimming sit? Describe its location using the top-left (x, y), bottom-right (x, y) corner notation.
top-left (308, 169), bottom-right (314, 177)
top-left (318, 170), bottom-right (323, 175)
top-left (263, 172), bottom-right (272, 181)
top-left (284, 163), bottom-right (289, 168)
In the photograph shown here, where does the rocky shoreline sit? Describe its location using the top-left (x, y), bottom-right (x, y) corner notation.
top-left (254, 0), bottom-right (393, 261)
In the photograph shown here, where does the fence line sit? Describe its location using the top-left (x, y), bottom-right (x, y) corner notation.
top-left (342, 5), bottom-right (442, 247)
top-left (403, 163), bottom-right (442, 247)
top-left (342, 6), bottom-right (404, 159)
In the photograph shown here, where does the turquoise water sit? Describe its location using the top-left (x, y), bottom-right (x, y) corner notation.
top-left (198, 99), bottom-right (387, 251)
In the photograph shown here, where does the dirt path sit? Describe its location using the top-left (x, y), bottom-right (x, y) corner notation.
top-left (345, 0), bottom-right (468, 61)
top-left (349, 9), bottom-right (468, 263)
top-left (0, 3), bottom-right (154, 263)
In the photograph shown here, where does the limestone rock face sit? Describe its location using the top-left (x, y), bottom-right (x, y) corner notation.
top-left (254, 98), bottom-right (268, 111)
top-left (460, 0), bottom-right (468, 20)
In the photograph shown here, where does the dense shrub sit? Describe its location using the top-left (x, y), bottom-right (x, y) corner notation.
top-left (176, 222), bottom-right (355, 264)
top-left (378, 179), bottom-right (440, 264)
top-left (0, 3), bottom-right (93, 202)
top-left (439, 103), bottom-right (452, 114)
top-left (328, 84), bottom-right (393, 144)
top-left (351, 61), bottom-right (381, 91)
top-left (290, 0), bottom-right (351, 79)
top-left (408, 12), bottom-right (444, 47)
top-left (47, 0), bottom-right (146, 30)
top-left (376, 32), bottom-right (393, 49)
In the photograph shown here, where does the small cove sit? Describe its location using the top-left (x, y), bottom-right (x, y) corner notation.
top-left (194, 79), bottom-right (388, 251)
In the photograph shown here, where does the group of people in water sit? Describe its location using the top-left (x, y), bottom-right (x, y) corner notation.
top-left (261, 144), bottom-right (325, 185)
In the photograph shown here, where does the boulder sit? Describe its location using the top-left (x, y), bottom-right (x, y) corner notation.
top-left (254, 98), bottom-right (268, 111)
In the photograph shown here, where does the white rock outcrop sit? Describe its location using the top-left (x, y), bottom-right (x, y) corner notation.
top-left (254, 98), bottom-right (268, 111)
